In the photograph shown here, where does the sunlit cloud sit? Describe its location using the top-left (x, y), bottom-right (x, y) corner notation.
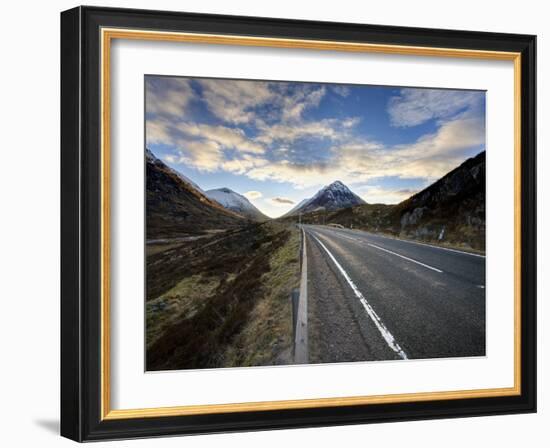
top-left (244, 191), bottom-right (263, 200)
top-left (255, 118), bottom-right (354, 144)
top-left (178, 140), bottom-right (223, 172)
top-left (163, 154), bottom-right (178, 164)
top-left (387, 88), bottom-right (484, 127)
top-left (220, 156), bottom-right (268, 175)
top-left (357, 186), bottom-right (420, 205)
top-left (146, 118), bottom-right (174, 145)
top-left (197, 79), bottom-right (273, 125)
top-left (243, 113), bottom-right (485, 188)
top-left (178, 122), bottom-right (264, 154)
top-left (145, 118), bottom-right (267, 172)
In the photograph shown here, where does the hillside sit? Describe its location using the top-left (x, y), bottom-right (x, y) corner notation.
top-left (292, 152), bottom-right (486, 251)
top-left (146, 149), bottom-right (246, 239)
top-left (389, 151), bottom-right (485, 249)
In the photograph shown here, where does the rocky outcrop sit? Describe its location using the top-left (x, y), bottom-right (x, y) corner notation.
top-left (392, 151), bottom-right (485, 249)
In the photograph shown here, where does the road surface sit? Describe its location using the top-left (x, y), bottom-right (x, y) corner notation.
top-left (303, 225), bottom-right (485, 363)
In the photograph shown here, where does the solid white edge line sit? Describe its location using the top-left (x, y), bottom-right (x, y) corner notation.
top-left (308, 232), bottom-right (408, 360)
top-left (367, 243), bottom-right (444, 273)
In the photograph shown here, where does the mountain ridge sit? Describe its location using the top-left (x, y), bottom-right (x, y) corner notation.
top-left (206, 187), bottom-right (269, 221)
top-left (146, 149), bottom-right (246, 238)
top-left (285, 180), bottom-right (366, 216)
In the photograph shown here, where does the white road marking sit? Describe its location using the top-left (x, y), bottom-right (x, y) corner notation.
top-left (345, 229), bottom-right (486, 258)
top-left (477, 285), bottom-right (485, 289)
top-left (317, 227), bottom-right (444, 274)
top-left (367, 243), bottom-right (443, 273)
top-left (308, 232), bottom-right (408, 360)
top-left (334, 233), bottom-right (359, 242)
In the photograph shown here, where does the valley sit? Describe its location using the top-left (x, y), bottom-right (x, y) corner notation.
top-left (145, 148), bottom-right (486, 369)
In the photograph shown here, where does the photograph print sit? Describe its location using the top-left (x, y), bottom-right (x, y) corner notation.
top-left (145, 75), bottom-right (486, 371)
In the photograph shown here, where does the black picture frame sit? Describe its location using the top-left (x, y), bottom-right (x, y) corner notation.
top-left (61, 5), bottom-right (536, 442)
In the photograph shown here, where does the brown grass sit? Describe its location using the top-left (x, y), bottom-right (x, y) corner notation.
top-left (223, 227), bottom-right (300, 367)
top-left (146, 222), bottom-right (300, 371)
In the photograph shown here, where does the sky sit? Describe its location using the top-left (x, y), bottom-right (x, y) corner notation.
top-left (145, 76), bottom-right (486, 218)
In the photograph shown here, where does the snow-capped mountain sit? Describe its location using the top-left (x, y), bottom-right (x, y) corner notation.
top-left (286, 181), bottom-right (366, 216)
top-left (206, 188), bottom-right (269, 221)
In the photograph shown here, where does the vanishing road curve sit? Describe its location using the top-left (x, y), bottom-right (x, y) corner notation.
top-left (303, 224), bottom-right (485, 363)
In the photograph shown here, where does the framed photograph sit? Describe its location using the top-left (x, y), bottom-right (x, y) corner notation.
top-left (60, 6), bottom-right (536, 442)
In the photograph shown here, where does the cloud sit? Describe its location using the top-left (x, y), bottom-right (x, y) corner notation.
top-left (145, 118), bottom-right (267, 172)
top-left (256, 118), bottom-right (348, 144)
top-left (174, 143), bottom-right (269, 174)
top-left (342, 117), bottom-right (361, 128)
top-left (245, 113), bottom-right (484, 188)
top-left (247, 159), bottom-right (334, 188)
top-left (178, 122), bottom-right (264, 154)
top-left (256, 120), bottom-right (338, 144)
top-left (146, 77), bottom-right (194, 118)
top-left (387, 88), bottom-right (484, 127)
top-left (163, 154), bottom-right (178, 164)
top-left (279, 85), bottom-right (326, 122)
top-left (195, 79), bottom-right (330, 127)
top-left (220, 156), bottom-right (268, 175)
top-left (244, 191), bottom-right (263, 200)
top-left (332, 85), bottom-right (350, 97)
top-left (197, 79), bottom-right (273, 124)
top-left (178, 140), bottom-right (223, 172)
top-left (270, 197), bottom-right (295, 205)
top-left (146, 118), bottom-right (174, 145)
top-left (146, 77), bottom-right (360, 170)
top-left (338, 114), bottom-right (485, 181)
top-left (357, 186), bottom-right (419, 205)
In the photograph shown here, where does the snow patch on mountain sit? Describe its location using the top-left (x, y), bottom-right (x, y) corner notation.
top-left (206, 188), bottom-right (268, 221)
top-left (285, 180), bottom-right (366, 216)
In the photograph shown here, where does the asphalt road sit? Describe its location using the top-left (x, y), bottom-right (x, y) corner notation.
top-left (303, 225), bottom-right (486, 363)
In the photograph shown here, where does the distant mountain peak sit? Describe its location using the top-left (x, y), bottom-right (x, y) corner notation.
top-left (285, 180), bottom-right (366, 216)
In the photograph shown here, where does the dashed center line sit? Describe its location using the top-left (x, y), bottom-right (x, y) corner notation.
top-left (324, 229), bottom-right (443, 274)
top-left (366, 243), bottom-right (444, 274)
top-left (308, 232), bottom-right (408, 360)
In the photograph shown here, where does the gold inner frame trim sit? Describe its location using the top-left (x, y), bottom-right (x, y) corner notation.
top-left (100, 27), bottom-right (522, 421)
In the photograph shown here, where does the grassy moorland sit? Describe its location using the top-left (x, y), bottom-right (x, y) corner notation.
top-left (146, 222), bottom-right (300, 371)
